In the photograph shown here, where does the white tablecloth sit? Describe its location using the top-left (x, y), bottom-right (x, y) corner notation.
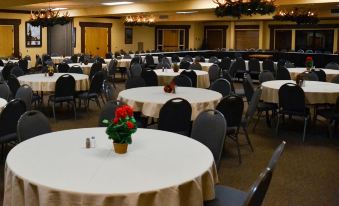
top-left (51, 56), bottom-right (69, 64)
top-left (4, 128), bottom-right (218, 206)
top-left (68, 63), bottom-right (107, 75)
top-left (118, 86), bottom-right (222, 120)
top-left (0, 98), bottom-right (7, 113)
top-left (18, 73), bottom-right (90, 92)
top-left (154, 69), bottom-right (210, 88)
top-left (3, 59), bottom-right (33, 68)
top-left (104, 59), bottom-right (132, 68)
top-left (261, 80), bottom-right (339, 104)
top-left (288, 68), bottom-right (339, 82)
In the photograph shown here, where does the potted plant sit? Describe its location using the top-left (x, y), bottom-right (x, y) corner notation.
top-left (102, 105), bottom-right (137, 154)
top-left (305, 56), bottom-right (313, 71)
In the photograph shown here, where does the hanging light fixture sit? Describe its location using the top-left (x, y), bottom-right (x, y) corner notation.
top-left (213, 0), bottom-right (276, 18)
top-left (273, 8), bottom-right (319, 24)
top-left (29, 8), bottom-right (71, 27)
top-left (124, 15), bottom-right (156, 27)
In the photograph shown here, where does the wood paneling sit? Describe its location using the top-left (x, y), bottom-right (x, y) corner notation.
top-left (235, 30), bottom-right (259, 50)
top-left (163, 30), bottom-right (179, 50)
top-left (0, 19), bottom-right (20, 57)
top-left (204, 25), bottom-right (227, 49)
top-left (155, 25), bottom-right (190, 50)
top-left (0, 25), bottom-right (14, 57)
top-left (85, 27), bottom-right (108, 57)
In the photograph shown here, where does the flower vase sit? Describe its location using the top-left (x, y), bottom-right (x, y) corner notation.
top-left (48, 71), bottom-right (54, 76)
top-left (113, 142), bottom-right (128, 154)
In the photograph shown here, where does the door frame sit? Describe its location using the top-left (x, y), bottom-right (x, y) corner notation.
top-left (204, 25), bottom-right (228, 49)
top-left (79, 22), bottom-right (112, 54)
top-left (0, 19), bottom-right (20, 57)
top-left (155, 25), bottom-right (190, 50)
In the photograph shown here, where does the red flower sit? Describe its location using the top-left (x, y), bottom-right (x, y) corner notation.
top-left (115, 107), bottom-right (127, 119)
top-left (126, 121), bottom-right (135, 129)
top-left (124, 105), bottom-right (134, 117)
top-left (113, 117), bottom-right (119, 124)
top-left (306, 56), bottom-right (313, 61)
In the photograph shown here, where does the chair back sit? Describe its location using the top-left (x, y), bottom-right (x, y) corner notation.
top-left (0, 82), bottom-right (10, 100)
top-left (219, 57), bottom-right (231, 71)
top-left (158, 98), bottom-right (192, 134)
top-left (267, 141), bottom-right (286, 172)
top-left (208, 56), bottom-right (219, 64)
top-left (325, 62), bottom-right (339, 70)
top-left (262, 59), bottom-right (275, 73)
top-left (243, 168), bottom-right (273, 206)
top-left (58, 63), bottom-right (70, 73)
top-left (216, 95), bottom-right (244, 128)
top-left (276, 67), bottom-right (291, 80)
top-left (55, 74), bottom-right (76, 98)
top-left (103, 80), bottom-right (114, 101)
top-left (130, 56), bottom-right (142, 65)
top-left (68, 65), bottom-right (83, 74)
top-left (183, 55), bottom-right (193, 62)
top-left (17, 110), bottom-right (51, 142)
top-left (15, 85), bottom-right (33, 110)
top-left (18, 59), bottom-right (28, 72)
top-left (10, 66), bottom-right (24, 77)
top-left (89, 62), bottom-right (102, 79)
top-left (173, 75), bottom-right (192, 87)
top-left (145, 54), bottom-right (155, 66)
top-left (249, 58), bottom-right (260, 72)
top-left (210, 78), bottom-right (231, 97)
top-left (179, 60), bottom-right (190, 69)
top-left (161, 57), bottom-right (171, 65)
top-left (141, 70), bottom-right (158, 86)
top-left (7, 75), bottom-right (20, 97)
top-left (130, 63), bottom-right (143, 77)
top-left (98, 100), bottom-right (122, 127)
top-left (89, 71), bottom-right (105, 94)
top-left (71, 55), bottom-right (78, 63)
top-left (108, 59), bottom-right (118, 75)
top-left (208, 64), bottom-right (221, 83)
top-left (300, 71), bottom-right (318, 81)
top-left (243, 75), bottom-right (255, 103)
top-left (0, 59), bottom-right (3, 66)
top-left (156, 62), bottom-right (171, 70)
top-left (222, 71), bottom-right (235, 92)
top-left (311, 69), bottom-right (326, 82)
top-left (171, 55), bottom-right (180, 63)
top-left (259, 71), bottom-right (275, 83)
top-left (188, 62), bottom-right (202, 70)
top-left (180, 70), bottom-right (197, 87)
top-left (245, 88), bottom-right (262, 123)
top-left (0, 99), bottom-right (26, 137)
top-left (278, 83), bottom-right (306, 113)
top-left (2, 62), bottom-right (15, 81)
top-left (125, 77), bottom-right (146, 89)
top-left (191, 109), bottom-right (227, 168)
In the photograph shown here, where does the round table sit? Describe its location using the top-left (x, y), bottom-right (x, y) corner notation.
top-left (68, 63), bottom-right (108, 75)
top-left (4, 128), bottom-right (218, 206)
top-left (0, 98), bottom-right (7, 113)
top-left (18, 73), bottom-right (90, 92)
top-left (3, 59), bottom-right (32, 68)
top-left (154, 69), bottom-right (210, 88)
top-left (288, 68), bottom-right (339, 82)
top-left (51, 56), bottom-right (68, 64)
top-left (261, 80), bottom-right (339, 104)
top-left (116, 59), bottom-right (132, 68)
top-left (118, 86), bottom-right (222, 120)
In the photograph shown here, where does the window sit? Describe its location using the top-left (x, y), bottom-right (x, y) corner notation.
top-left (295, 30), bottom-right (334, 52)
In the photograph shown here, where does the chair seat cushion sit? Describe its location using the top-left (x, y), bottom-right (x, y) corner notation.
top-left (258, 102), bottom-right (277, 111)
top-left (317, 109), bottom-right (339, 120)
top-left (280, 107), bottom-right (310, 117)
top-left (49, 95), bottom-right (74, 102)
top-left (204, 185), bottom-right (247, 206)
top-left (0, 133), bottom-right (17, 144)
top-left (78, 92), bottom-right (98, 99)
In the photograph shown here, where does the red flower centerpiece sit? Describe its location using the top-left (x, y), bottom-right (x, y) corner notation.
top-left (102, 105), bottom-right (137, 154)
top-left (164, 81), bottom-right (176, 93)
top-left (305, 56), bottom-right (313, 71)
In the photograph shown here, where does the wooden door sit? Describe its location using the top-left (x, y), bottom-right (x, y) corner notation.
top-left (235, 30), bottom-right (259, 50)
top-left (163, 30), bottom-right (179, 51)
top-left (0, 25), bottom-right (14, 57)
top-left (206, 29), bottom-right (223, 50)
top-left (85, 27), bottom-right (108, 57)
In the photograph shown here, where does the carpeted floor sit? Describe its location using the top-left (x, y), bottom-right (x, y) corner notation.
top-left (1, 81), bottom-right (339, 206)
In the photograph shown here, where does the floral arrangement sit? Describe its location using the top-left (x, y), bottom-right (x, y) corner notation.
top-left (164, 81), bottom-right (176, 93)
top-left (305, 56), bottom-right (313, 69)
top-left (47, 66), bottom-right (54, 76)
top-left (103, 105), bottom-right (137, 144)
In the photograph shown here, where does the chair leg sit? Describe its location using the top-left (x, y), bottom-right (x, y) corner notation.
top-left (265, 111), bottom-right (271, 128)
top-left (253, 111), bottom-right (263, 131)
top-left (235, 128), bottom-right (242, 164)
top-left (302, 117), bottom-right (308, 142)
top-left (243, 126), bottom-right (254, 152)
top-left (73, 101), bottom-right (77, 120)
top-left (275, 114), bottom-right (281, 136)
top-left (52, 102), bottom-right (56, 121)
top-left (95, 97), bottom-right (101, 109)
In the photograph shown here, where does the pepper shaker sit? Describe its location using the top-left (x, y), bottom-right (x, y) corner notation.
top-left (86, 138), bottom-right (91, 149)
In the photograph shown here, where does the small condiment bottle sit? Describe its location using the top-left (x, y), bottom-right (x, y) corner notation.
top-left (91, 136), bottom-right (96, 148)
top-left (86, 138), bottom-right (91, 149)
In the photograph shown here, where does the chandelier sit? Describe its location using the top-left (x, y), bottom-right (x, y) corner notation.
top-left (273, 8), bottom-right (319, 24)
top-left (29, 9), bottom-right (71, 27)
top-left (124, 15), bottom-right (156, 27)
top-left (213, 0), bottom-right (276, 18)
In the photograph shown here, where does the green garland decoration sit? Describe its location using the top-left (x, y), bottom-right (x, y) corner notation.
top-left (214, 0), bottom-right (276, 18)
top-left (28, 16), bottom-right (72, 27)
top-left (273, 9), bottom-right (319, 25)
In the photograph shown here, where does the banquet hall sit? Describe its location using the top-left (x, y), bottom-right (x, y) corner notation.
top-left (0, 0), bottom-right (339, 205)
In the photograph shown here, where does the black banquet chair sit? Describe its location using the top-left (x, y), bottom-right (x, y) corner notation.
top-left (181, 70), bottom-right (197, 87)
top-left (158, 98), bottom-right (192, 136)
top-left (191, 109), bottom-right (227, 169)
top-left (0, 99), bottom-right (26, 153)
top-left (17, 110), bottom-right (51, 142)
top-left (68, 65), bottom-right (83, 74)
top-left (15, 85), bottom-right (33, 111)
top-left (276, 67), bottom-right (291, 80)
top-left (0, 82), bottom-right (11, 101)
top-left (125, 77), bottom-right (146, 89)
top-left (78, 71), bottom-right (105, 110)
top-left (48, 74), bottom-right (77, 120)
top-left (209, 78), bottom-right (231, 97)
top-left (58, 63), bottom-right (70, 73)
top-left (317, 96), bottom-right (339, 138)
top-left (173, 75), bottom-right (192, 87)
top-left (141, 69), bottom-right (158, 86)
top-left (276, 83), bottom-right (310, 142)
top-left (98, 100), bottom-right (122, 127)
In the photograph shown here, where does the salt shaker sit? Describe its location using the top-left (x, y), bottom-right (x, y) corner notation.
top-left (91, 136), bottom-right (96, 148)
top-left (86, 138), bottom-right (91, 149)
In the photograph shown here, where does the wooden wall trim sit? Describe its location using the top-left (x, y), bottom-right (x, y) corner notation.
top-left (0, 18), bottom-right (21, 57)
top-left (0, 9), bottom-right (30, 14)
top-left (204, 25), bottom-right (228, 49)
top-left (235, 25), bottom-right (259, 30)
top-left (269, 24), bottom-right (339, 29)
top-left (79, 22), bottom-right (112, 54)
top-left (155, 25), bottom-right (191, 50)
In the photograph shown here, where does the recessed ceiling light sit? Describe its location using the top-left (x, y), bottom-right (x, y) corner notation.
top-left (102, 2), bottom-right (133, 6)
top-left (176, 11), bottom-right (198, 14)
top-left (51, 8), bottom-right (68, 11)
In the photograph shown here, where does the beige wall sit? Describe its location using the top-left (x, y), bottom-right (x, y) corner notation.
top-left (0, 12), bottom-right (47, 65)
